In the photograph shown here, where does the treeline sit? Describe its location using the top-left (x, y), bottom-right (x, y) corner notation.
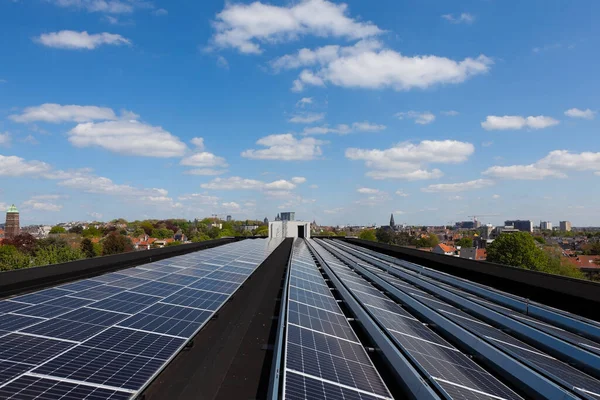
top-left (359, 228), bottom-right (441, 248)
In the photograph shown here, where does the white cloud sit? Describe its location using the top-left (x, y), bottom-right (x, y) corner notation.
top-left (0, 79), bottom-right (6, 84)
top-left (396, 111), bottom-right (436, 125)
top-left (0, 132), bottom-right (10, 146)
top-left (324, 208), bottom-right (343, 214)
top-left (422, 179), bottom-right (494, 193)
top-left (483, 165), bottom-right (566, 180)
top-left (69, 120), bottom-right (187, 157)
top-left (36, 30), bottom-right (131, 50)
top-left (178, 193), bottom-right (219, 205)
top-left (241, 134), bottom-right (324, 161)
top-left (216, 55), bottom-right (229, 69)
top-left (0, 155), bottom-right (52, 177)
top-left (492, 194), bottom-right (500, 199)
top-left (482, 141), bottom-right (493, 147)
top-left (154, 8), bottom-right (168, 16)
top-left (448, 195), bottom-right (463, 201)
top-left (357, 187), bottom-right (379, 194)
top-left (442, 13), bottom-right (475, 24)
top-left (289, 112), bottom-right (325, 124)
top-left (276, 40), bottom-right (493, 91)
top-left (23, 135), bottom-right (40, 145)
top-left (221, 202), bottom-right (241, 212)
top-left (10, 103), bottom-right (120, 123)
top-left (296, 97), bottom-right (313, 107)
top-left (484, 150), bottom-right (600, 181)
top-left (346, 139), bottom-right (474, 180)
top-left (209, 0), bottom-right (382, 54)
top-left (395, 190), bottom-right (409, 197)
top-left (88, 212), bottom-right (103, 220)
top-left (48, 0), bottom-right (135, 13)
top-left (441, 110), bottom-right (459, 116)
top-left (481, 115), bottom-right (559, 130)
top-left (23, 199), bottom-right (62, 212)
top-left (190, 137), bottom-right (205, 150)
top-left (30, 194), bottom-right (63, 200)
top-left (291, 177), bottom-right (307, 184)
top-left (310, 184), bottom-right (318, 189)
top-left (184, 169), bottom-right (227, 176)
top-left (201, 176), bottom-right (298, 192)
top-left (564, 108), bottom-right (596, 120)
top-left (58, 173), bottom-right (168, 197)
top-left (303, 121), bottom-right (385, 135)
top-left (180, 152), bottom-right (227, 168)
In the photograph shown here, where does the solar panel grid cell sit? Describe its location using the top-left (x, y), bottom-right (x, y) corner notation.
top-left (15, 304), bottom-right (71, 319)
top-left (187, 278), bottom-right (239, 294)
top-left (0, 361), bottom-right (31, 386)
top-left (106, 277), bottom-right (150, 289)
top-left (0, 302), bottom-right (29, 314)
top-left (285, 370), bottom-right (385, 400)
top-left (0, 334), bottom-right (74, 364)
top-left (21, 319), bottom-right (107, 342)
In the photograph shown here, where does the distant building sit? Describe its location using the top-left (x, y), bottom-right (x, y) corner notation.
top-left (455, 221), bottom-right (476, 229)
top-left (390, 213), bottom-right (396, 229)
top-left (226, 215), bottom-right (232, 222)
top-left (264, 217), bottom-right (269, 225)
top-left (280, 212), bottom-right (295, 221)
top-left (505, 220), bottom-right (533, 232)
top-left (432, 243), bottom-right (457, 256)
top-left (540, 221), bottom-right (552, 231)
top-left (4, 204), bottom-right (20, 239)
top-left (460, 248), bottom-right (487, 261)
top-left (560, 221), bottom-right (572, 232)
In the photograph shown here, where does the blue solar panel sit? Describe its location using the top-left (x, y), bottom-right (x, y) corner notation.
top-left (0, 238), bottom-right (278, 398)
top-left (0, 375), bottom-right (132, 399)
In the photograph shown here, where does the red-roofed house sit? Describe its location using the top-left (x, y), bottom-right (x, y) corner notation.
top-left (460, 248), bottom-right (487, 261)
top-left (568, 255), bottom-right (600, 269)
top-left (433, 243), bottom-right (457, 256)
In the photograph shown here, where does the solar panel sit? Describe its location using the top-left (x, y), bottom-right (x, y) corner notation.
top-left (0, 375), bottom-right (132, 399)
top-left (311, 239), bottom-right (523, 400)
top-left (282, 240), bottom-right (393, 400)
top-left (0, 238), bottom-right (279, 398)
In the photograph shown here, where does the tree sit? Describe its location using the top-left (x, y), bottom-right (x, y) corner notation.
top-left (486, 232), bottom-right (547, 271)
top-left (49, 226), bottom-right (66, 234)
top-left (82, 226), bottom-right (102, 238)
top-left (132, 228), bottom-right (145, 237)
top-left (456, 237), bottom-right (474, 248)
top-left (69, 225), bottom-right (84, 234)
top-left (32, 246), bottom-right (83, 266)
top-left (4, 233), bottom-right (38, 255)
top-left (416, 234), bottom-right (439, 248)
top-left (140, 221), bottom-right (154, 235)
top-left (254, 225), bottom-right (268, 236)
top-left (533, 236), bottom-right (546, 245)
top-left (0, 245), bottom-right (31, 271)
top-left (359, 229), bottom-right (377, 241)
top-left (151, 228), bottom-right (174, 239)
top-left (394, 232), bottom-right (413, 246)
top-left (375, 228), bottom-right (394, 244)
top-left (80, 238), bottom-right (96, 258)
top-left (191, 234), bottom-right (211, 242)
top-left (38, 236), bottom-right (69, 251)
top-left (102, 233), bottom-right (133, 256)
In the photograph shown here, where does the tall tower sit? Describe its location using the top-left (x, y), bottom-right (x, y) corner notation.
top-left (390, 213), bottom-right (396, 228)
top-left (5, 204), bottom-right (20, 239)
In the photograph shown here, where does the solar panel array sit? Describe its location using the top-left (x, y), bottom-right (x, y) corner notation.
top-left (324, 239), bottom-right (600, 400)
top-left (282, 240), bottom-right (393, 400)
top-left (310, 239), bottom-right (523, 400)
top-left (0, 239), bottom-right (279, 399)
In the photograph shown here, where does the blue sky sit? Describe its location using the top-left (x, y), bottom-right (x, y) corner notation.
top-left (1, 0), bottom-right (599, 227)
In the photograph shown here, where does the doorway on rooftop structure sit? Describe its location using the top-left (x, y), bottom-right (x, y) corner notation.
top-left (298, 225), bottom-right (305, 238)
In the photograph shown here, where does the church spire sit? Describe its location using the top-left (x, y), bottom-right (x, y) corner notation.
top-left (390, 213), bottom-right (395, 228)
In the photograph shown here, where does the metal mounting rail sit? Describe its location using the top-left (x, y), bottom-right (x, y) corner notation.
top-left (325, 239), bottom-right (600, 380)
top-left (304, 239), bottom-right (441, 400)
top-left (267, 239), bottom-right (294, 400)
top-left (316, 239), bottom-right (580, 400)
top-left (337, 239), bottom-right (600, 342)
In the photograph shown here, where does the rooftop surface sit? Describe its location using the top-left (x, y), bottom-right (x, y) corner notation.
top-left (0, 237), bottom-right (599, 399)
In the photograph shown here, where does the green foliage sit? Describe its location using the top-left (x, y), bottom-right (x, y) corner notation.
top-left (166, 241), bottom-right (182, 247)
top-left (69, 225), bottom-right (84, 234)
top-left (219, 229), bottom-right (235, 238)
top-left (151, 228), bottom-right (174, 239)
top-left (4, 234), bottom-right (38, 255)
top-left (37, 236), bottom-right (69, 250)
top-left (80, 238), bottom-right (96, 258)
top-left (487, 232), bottom-right (547, 270)
top-left (533, 236), bottom-right (546, 244)
top-left (191, 234), bottom-right (211, 242)
top-left (0, 245), bottom-right (31, 271)
top-left (133, 228), bottom-right (145, 237)
top-left (140, 221), bottom-right (155, 235)
top-left (102, 233), bottom-right (133, 256)
top-left (358, 229), bottom-right (377, 241)
top-left (82, 226), bottom-right (102, 238)
top-left (455, 237), bottom-right (474, 248)
top-left (49, 226), bottom-right (66, 234)
top-left (254, 225), bottom-right (268, 236)
top-left (375, 228), bottom-right (394, 244)
top-left (415, 235), bottom-right (439, 248)
top-left (541, 249), bottom-right (585, 279)
top-left (32, 245), bottom-right (83, 266)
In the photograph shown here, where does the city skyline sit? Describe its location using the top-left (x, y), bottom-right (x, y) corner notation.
top-left (1, 1), bottom-right (599, 226)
